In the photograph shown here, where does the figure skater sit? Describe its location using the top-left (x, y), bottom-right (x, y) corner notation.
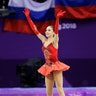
top-left (23, 8), bottom-right (70, 96)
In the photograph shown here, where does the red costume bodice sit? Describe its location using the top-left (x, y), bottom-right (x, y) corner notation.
top-left (38, 43), bottom-right (70, 76)
top-left (42, 43), bottom-right (58, 65)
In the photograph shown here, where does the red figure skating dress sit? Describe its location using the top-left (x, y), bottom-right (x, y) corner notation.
top-left (38, 43), bottom-right (70, 76)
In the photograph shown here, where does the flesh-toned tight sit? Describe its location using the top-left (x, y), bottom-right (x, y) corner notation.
top-left (45, 71), bottom-right (65, 96)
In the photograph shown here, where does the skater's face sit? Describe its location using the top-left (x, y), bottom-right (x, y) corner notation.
top-left (45, 26), bottom-right (54, 38)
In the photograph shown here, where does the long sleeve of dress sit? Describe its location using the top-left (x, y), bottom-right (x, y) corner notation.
top-left (54, 17), bottom-right (59, 34)
top-left (25, 15), bottom-right (40, 35)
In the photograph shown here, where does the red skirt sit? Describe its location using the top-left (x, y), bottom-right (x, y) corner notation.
top-left (38, 61), bottom-right (70, 76)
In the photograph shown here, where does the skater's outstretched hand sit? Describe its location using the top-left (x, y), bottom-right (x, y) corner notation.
top-left (56, 10), bottom-right (66, 18)
top-left (23, 8), bottom-right (30, 17)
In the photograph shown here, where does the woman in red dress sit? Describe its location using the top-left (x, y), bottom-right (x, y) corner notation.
top-left (23, 8), bottom-right (70, 96)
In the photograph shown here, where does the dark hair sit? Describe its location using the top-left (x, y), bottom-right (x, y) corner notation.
top-left (48, 26), bottom-right (54, 31)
